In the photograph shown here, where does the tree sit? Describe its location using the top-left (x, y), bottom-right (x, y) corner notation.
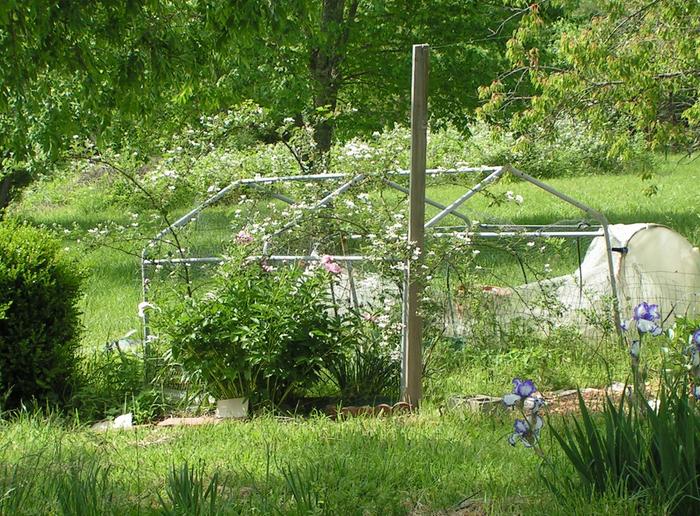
top-left (0, 1), bottom-right (524, 210)
top-left (0, 1), bottom-right (194, 210)
top-left (480, 0), bottom-right (700, 156)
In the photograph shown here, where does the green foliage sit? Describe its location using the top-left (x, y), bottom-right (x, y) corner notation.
top-left (279, 461), bottom-right (328, 515)
top-left (484, 1), bottom-right (700, 155)
top-left (0, 0), bottom-right (521, 207)
top-left (55, 459), bottom-right (115, 516)
top-left (324, 312), bottom-right (401, 403)
top-left (159, 461), bottom-right (222, 516)
top-left (72, 347), bottom-right (144, 421)
top-left (160, 249), bottom-right (343, 405)
top-left (74, 345), bottom-right (172, 424)
top-left (547, 377), bottom-right (700, 514)
top-left (465, 119), bottom-right (654, 177)
top-left (0, 221), bottom-right (83, 409)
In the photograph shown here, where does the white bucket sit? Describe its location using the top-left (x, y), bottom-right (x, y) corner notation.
top-left (215, 398), bottom-right (249, 418)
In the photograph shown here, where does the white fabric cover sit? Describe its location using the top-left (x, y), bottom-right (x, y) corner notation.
top-left (512, 223), bottom-right (700, 328)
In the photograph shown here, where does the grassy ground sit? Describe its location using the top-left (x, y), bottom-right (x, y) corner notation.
top-left (3, 155), bottom-right (698, 514)
top-left (1, 408), bottom-right (647, 515)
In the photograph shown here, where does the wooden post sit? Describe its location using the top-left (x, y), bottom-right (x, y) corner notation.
top-left (402, 44), bottom-right (429, 405)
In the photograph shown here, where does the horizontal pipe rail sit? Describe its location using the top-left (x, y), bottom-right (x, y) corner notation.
top-left (144, 254), bottom-right (402, 266)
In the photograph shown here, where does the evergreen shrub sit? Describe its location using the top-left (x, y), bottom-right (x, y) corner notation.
top-left (0, 221), bottom-right (83, 409)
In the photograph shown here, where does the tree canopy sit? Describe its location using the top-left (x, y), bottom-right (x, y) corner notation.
top-left (3, 0), bottom-right (698, 210)
top-left (481, 0), bottom-right (700, 156)
top-left (1, 0), bottom-right (529, 208)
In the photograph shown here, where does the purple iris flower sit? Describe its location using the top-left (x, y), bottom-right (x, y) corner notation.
top-left (633, 302), bottom-right (660, 322)
top-left (692, 329), bottom-right (700, 348)
top-left (632, 302), bottom-right (662, 335)
top-left (513, 378), bottom-right (537, 397)
top-left (503, 378), bottom-right (537, 407)
top-left (508, 415), bottom-right (543, 447)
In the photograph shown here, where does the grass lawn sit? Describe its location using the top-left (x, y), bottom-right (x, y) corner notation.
top-left (3, 155), bottom-right (698, 514)
top-left (2, 408), bottom-right (646, 515)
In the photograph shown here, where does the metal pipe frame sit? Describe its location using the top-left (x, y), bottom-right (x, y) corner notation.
top-left (382, 179), bottom-right (472, 226)
top-left (432, 230), bottom-right (605, 239)
top-left (140, 162), bottom-right (622, 341)
top-left (261, 174), bottom-right (366, 255)
top-left (145, 254), bottom-right (402, 266)
top-left (506, 165), bottom-right (622, 335)
top-left (144, 166), bottom-right (501, 254)
top-left (424, 167), bottom-right (505, 228)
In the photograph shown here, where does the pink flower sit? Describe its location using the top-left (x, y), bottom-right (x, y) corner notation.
top-left (236, 230), bottom-right (254, 244)
top-left (320, 255), bottom-right (342, 275)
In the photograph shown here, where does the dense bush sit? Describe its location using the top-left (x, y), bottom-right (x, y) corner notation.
top-left (159, 246), bottom-right (343, 406)
top-left (0, 221), bottom-right (83, 409)
top-left (464, 119), bottom-right (655, 177)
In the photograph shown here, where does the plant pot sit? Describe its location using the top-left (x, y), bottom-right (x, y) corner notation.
top-left (215, 397), bottom-right (249, 419)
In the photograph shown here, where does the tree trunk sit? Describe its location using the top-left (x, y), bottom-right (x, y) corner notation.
top-left (308, 0), bottom-right (358, 169)
top-left (0, 174), bottom-right (11, 217)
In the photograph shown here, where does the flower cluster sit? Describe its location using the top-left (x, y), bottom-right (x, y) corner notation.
top-left (504, 191), bottom-right (524, 205)
top-left (320, 255), bottom-right (342, 275)
top-left (503, 378), bottom-right (545, 448)
top-left (235, 230), bottom-right (254, 245)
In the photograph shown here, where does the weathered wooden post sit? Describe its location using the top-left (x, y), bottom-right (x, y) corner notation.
top-left (402, 43), bottom-right (429, 405)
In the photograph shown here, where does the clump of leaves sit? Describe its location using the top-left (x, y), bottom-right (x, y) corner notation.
top-left (159, 245), bottom-right (343, 407)
top-left (546, 375), bottom-right (700, 514)
top-left (324, 310), bottom-right (401, 403)
top-left (0, 221), bottom-right (83, 409)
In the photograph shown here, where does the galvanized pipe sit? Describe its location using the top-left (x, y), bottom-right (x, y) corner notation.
top-left (424, 167), bottom-right (505, 228)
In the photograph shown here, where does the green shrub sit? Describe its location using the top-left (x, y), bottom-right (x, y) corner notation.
top-left (547, 377), bottom-right (700, 514)
top-left (0, 221), bottom-right (83, 409)
top-left (72, 347), bottom-right (144, 421)
top-left (160, 248), bottom-right (343, 406)
top-left (465, 119), bottom-right (654, 177)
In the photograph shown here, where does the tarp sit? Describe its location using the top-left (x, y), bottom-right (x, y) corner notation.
top-left (512, 223), bottom-right (700, 330)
